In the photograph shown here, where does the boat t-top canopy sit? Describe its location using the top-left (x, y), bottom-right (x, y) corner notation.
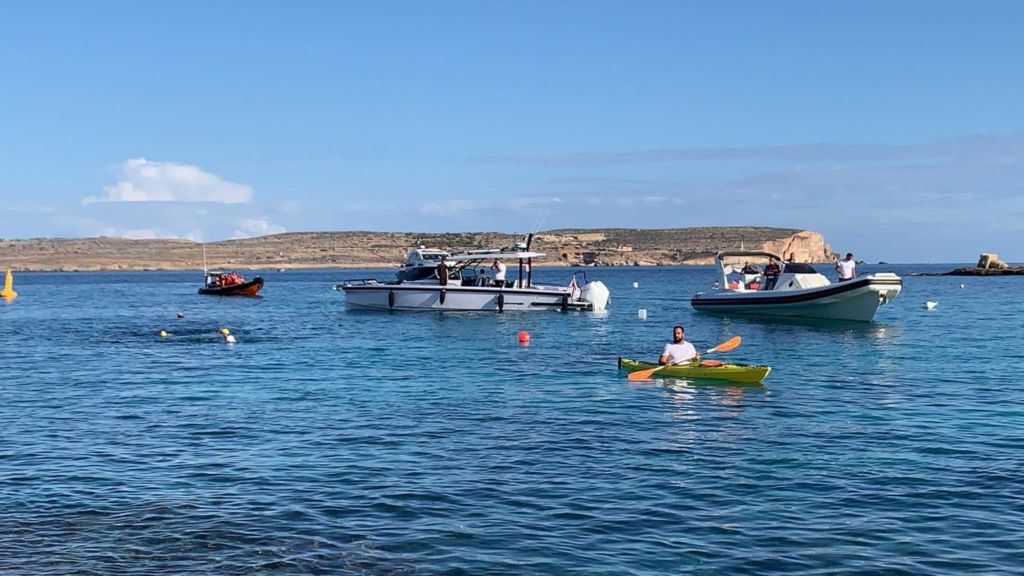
top-left (444, 251), bottom-right (546, 263)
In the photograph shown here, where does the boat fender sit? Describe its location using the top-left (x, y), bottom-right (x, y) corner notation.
top-left (498, 292), bottom-right (505, 313)
top-left (388, 290), bottom-right (396, 309)
top-left (440, 289), bottom-right (446, 305)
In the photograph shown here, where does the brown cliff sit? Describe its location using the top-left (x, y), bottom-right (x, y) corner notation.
top-left (0, 227), bottom-right (834, 271)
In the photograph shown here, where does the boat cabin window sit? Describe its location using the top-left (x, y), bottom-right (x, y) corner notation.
top-left (398, 266), bottom-right (438, 282)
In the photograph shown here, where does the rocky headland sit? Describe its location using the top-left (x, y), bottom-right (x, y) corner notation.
top-left (1, 227), bottom-right (835, 271)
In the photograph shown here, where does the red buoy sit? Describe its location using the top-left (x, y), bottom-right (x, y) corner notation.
top-left (518, 331), bottom-right (530, 345)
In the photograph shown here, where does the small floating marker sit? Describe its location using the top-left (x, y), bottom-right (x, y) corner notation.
top-left (924, 301), bottom-right (938, 310)
top-left (159, 330), bottom-right (169, 337)
top-left (518, 331), bottom-right (530, 345)
top-left (176, 312), bottom-right (185, 318)
top-left (960, 283), bottom-right (965, 289)
top-left (0, 269), bottom-right (16, 299)
top-left (632, 282), bottom-right (639, 288)
top-left (637, 308), bottom-right (647, 320)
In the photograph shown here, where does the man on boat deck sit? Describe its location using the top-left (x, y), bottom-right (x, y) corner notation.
top-left (763, 257), bottom-right (781, 290)
top-left (836, 252), bottom-right (856, 282)
top-left (491, 259), bottom-right (507, 286)
top-left (435, 259), bottom-right (450, 285)
top-left (659, 325), bottom-right (701, 365)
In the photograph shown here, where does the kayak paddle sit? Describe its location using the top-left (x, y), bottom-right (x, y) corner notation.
top-left (627, 336), bottom-right (742, 381)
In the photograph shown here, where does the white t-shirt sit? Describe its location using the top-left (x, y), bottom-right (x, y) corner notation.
top-left (493, 262), bottom-right (507, 281)
top-left (837, 259), bottom-right (856, 280)
top-left (662, 341), bottom-right (697, 364)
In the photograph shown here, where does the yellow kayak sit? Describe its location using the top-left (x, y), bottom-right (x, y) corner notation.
top-left (618, 357), bottom-right (771, 384)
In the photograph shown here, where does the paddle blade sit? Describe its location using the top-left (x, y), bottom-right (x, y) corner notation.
top-left (708, 336), bottom-right (741, 353)
top-left (627, 367), bottom-right (660, 381)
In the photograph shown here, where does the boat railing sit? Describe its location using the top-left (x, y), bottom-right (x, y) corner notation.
top-left (334, 279), bottom-right (382, 289)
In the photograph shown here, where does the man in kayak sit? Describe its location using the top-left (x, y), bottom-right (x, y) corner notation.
top-left (659, 325), bottom-right (701, 365)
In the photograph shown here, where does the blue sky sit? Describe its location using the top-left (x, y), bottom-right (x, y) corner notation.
top-left (2, 1), bottom-right (1022, 262)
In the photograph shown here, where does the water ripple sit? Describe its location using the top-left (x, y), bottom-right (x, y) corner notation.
top-left (1, 267), bottom-right (1023, 574)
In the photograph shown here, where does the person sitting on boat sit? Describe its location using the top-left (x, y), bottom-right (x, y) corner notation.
top-left (477, 267), bottom-right (490, 286)
top-left (741, 261), bottom-right (761, 274)
top-left (491, 259), bottom-right (507, 287)
top-left (659, 325), bottom-right (700, 366)
top-left (763, 257), bottom-right (781, 290)
top-left (836, 252), bottom-right (856, 282)
top-left (435, 259), bottom-right (450, 285)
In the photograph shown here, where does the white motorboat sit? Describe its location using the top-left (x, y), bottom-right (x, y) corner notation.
top-left (690, 251), bottom-right (902, 322)
top-left (335, 235), bottom-right (610, 312)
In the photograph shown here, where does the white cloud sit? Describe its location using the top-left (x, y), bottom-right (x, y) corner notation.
top-left (232, 218), bottom-right (286, 239)
top-left (97, 227), bottom-right (183, 240)
top-left (420, 200), bottom-right (476, 217)
top-left (83, 158), bottom-right (253, 205)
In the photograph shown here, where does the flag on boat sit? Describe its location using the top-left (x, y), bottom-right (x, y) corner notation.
top-left (569, 275), bottom-right (582, 299)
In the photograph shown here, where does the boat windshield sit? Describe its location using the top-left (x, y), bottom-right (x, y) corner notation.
top-left (782, 262), bottom-right (817, 274)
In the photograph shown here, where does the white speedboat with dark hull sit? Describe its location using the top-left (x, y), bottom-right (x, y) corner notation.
top-left (336, 235), bottom-right (610, 312)
top-left (691, 251), bottom-right (902, 322)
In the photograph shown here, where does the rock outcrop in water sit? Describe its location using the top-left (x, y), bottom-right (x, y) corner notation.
top-left (0, 227), bottom-right (835, 271)
top-left (936, 252), bottom-right (1024, 276)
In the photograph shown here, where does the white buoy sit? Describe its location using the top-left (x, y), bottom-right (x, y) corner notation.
top-left (637, 308), bottom-right (647, 320)
top-left (924, 301), bottom-right (938, 310)
top-left (960, 283), bottom-right (965, 289)
top-left (632, 282), bottom-right (639, 288)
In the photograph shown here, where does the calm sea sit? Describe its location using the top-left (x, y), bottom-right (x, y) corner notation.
top-left (1, 265), bottom-right (1022, 575)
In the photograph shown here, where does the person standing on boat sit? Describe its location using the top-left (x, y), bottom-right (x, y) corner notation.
top-left (436, 259), bottom-right (450, 285)
top-left (763, 257), bottom-right (781, 290)
top-left (836, 252), bottom-right (856, 282)
top-left (659, 325), bottom-right (700, 365)
top-left (491, 259), bottom-right (507, 287)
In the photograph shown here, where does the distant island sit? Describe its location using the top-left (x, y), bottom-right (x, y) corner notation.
top-left (0, 227), bottom-right (835, 272)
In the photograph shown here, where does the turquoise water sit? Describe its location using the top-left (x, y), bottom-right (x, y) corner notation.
top-left (2, 265), bottom-right (1022, 574)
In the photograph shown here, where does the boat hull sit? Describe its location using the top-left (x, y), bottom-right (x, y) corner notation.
top-left (691, 274), bottom-right (902, 322)
top-left (198, 277), bottom-right (264, 296)
top-left (341, 284), bottom-right (589, 312)
top-left (618, 357), bottom-right (771, 383)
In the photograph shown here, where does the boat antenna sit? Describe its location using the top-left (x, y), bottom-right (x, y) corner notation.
top-left (530, 209), bottom-right (551, 238)
top-left (202, 243), bottom-right (208, 276)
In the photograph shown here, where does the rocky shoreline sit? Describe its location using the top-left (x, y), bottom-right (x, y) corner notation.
top-left (1, 227), bottom-right (835, 272)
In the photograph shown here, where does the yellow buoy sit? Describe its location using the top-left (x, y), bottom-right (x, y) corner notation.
top-left (159, 330), bottom-right (169, 337)
top-left (0, 269), bottom-right (16, 299)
